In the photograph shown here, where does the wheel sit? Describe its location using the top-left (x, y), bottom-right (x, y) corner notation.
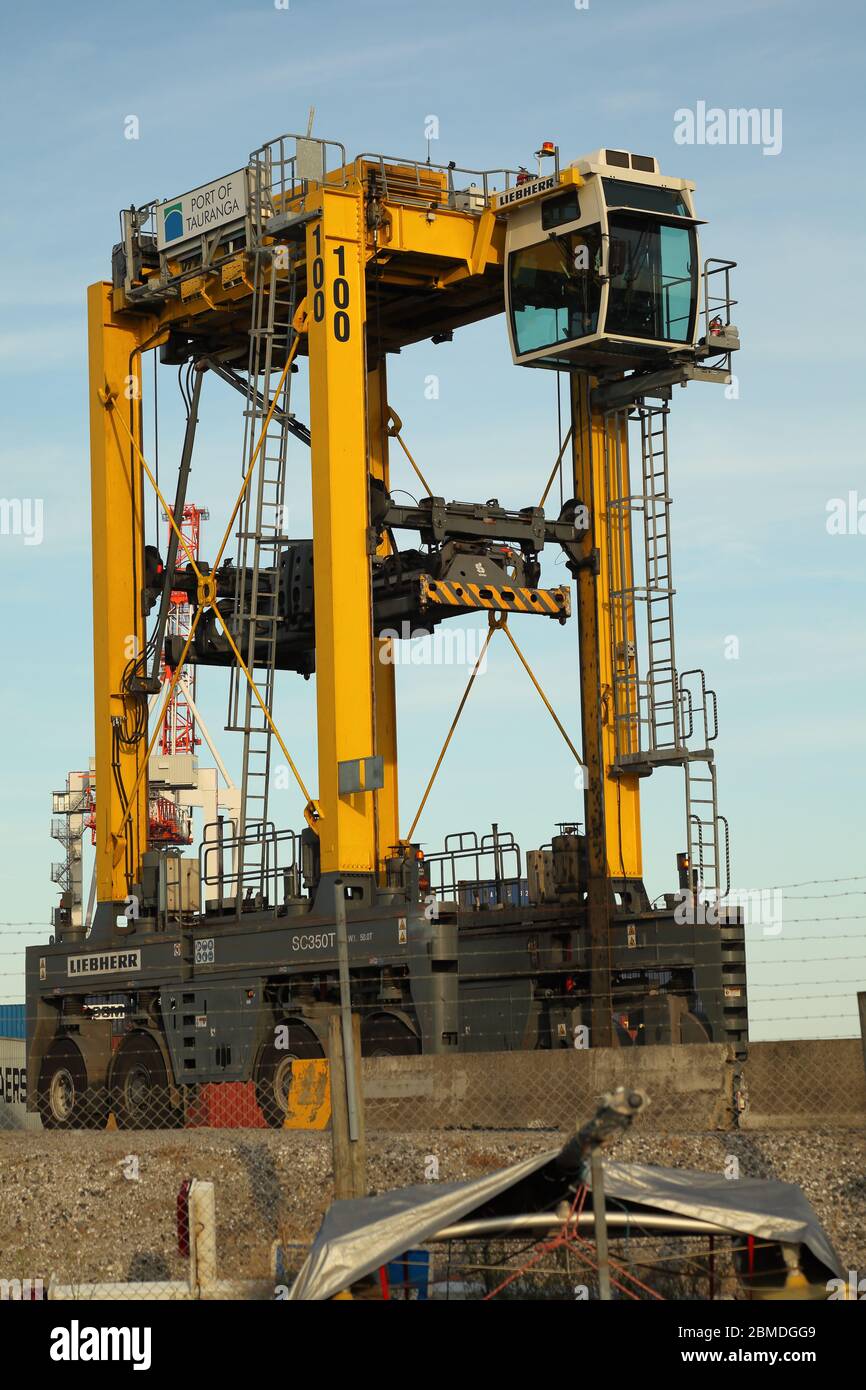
top-left (111, 1032), bottom-right (181, 1130)
top-left (255, 1023), bottom-right (324, 1129)
top-left (37, 1037), bottom-right (108, 1130)
top-left (361, 1015), bottom-right (421, 1057)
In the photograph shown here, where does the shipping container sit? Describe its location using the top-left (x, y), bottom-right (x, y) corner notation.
top-left (0, 1036), bottom-right (41, 1130)
top-left (0, 1004), bottom-right (25, 1040)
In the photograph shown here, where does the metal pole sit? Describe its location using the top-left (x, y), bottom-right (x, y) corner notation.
top-left (148, 364), bottom-right (205, 688)
top-left (858, 992), bottom-right (866, 1080)
top-left (590, 1150), bottom-right (612, 1300)
top-left (432, 1211), bottom-right (731, 1240)
top-left (491, 822), bottom-right (502, 904)
top-left (329, 1013), bottom-right (366, 1200)
top-left (216, 815), bottom-right (224, 911)
top-left (570, 375), bottom-right (614, 1047)
top-left (334, 879), bottom-right (360, 1140)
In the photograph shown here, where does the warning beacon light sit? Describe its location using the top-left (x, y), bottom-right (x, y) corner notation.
top-left (499, 148), bottom-right (736, 375)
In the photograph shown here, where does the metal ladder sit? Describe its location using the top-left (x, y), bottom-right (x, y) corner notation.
top-left (603, 408), bottom-right (643, 765)
top-left (638, 403), bottom-right (682, 754)
top-left (680, 668), bottom-right (729, 901)
top-left (605, 401), bottom-right (684, 765)
top-left (225, 237), bottom-right (299, 905)
top-left (603, 401), bottom-right (730, 900)
top-left (606, 400), bottom-right (684, 765)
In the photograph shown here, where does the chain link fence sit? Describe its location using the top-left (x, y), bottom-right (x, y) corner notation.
top-left (1, 1034), bottom-right (865, 1135)
top-left (2, 1032), bottom-right (865, 1300)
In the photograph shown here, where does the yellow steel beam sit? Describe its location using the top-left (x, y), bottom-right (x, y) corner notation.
top-left (367, 363), bottom-right (400, 872)
top-left (571, 375), bottom-right (613, 1047)
top-left (375, 203), bottom-right (504, 267)
top-left (114, 183), bottom-right (505, 340)
top-left (306, 185), bottom-right (378, 874)
top-left (571, 377), bottom-right (642, 882)
top-left (87, 283), bottom-right (158, 902)
top-left (596, 405), bottom-right (642, 879)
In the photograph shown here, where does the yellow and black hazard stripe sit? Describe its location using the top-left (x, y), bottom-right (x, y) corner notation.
top-left (419, 576), bottom-right (571, 618)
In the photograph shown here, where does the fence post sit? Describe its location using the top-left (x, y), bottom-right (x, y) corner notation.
top-left (329, 1012), bottom-right (367, 1200)
top-left (188, 1179), bottom-right (218, 1298)
top-left (590, 1151), bottom-right (612, 1300)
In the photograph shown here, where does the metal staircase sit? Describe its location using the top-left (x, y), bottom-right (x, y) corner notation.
top-left (603, 407), bottom-right (643, 766)
top-left (603, 401), bottom-right (729, 900)
top-left (680, 668), bottom-right (729, 900)
top-left (225, 232), bottom-right (300, 906)
top-left (638, 404), bottom-right (681, 754)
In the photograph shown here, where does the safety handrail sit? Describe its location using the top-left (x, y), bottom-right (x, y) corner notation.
top-left (200, 819), bottom-right (300, 912)
top-left (425, 828), bottom-right (523, 908)
top-left (702, 258), bottom-right (738, 339)
top-left (354, 152), bottom-right (519, 209)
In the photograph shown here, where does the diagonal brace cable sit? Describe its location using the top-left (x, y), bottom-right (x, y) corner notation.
top-left (386, 407), bottom-right (434, 498)
top-left (405, 617), bottom-right (497, 842)
top-left (501, 620), bottom-right (586, 775)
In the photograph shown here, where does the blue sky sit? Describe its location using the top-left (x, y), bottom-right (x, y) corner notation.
top-left (0, 0), bottom-right (864, 1037)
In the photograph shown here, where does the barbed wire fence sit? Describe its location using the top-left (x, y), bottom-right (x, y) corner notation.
top-left (1, 871), bottom-right (864, 1135)
top-left (0, 875), bottom-right (864, 1299)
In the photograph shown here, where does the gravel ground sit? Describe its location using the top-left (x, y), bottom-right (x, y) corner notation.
top-left (0, 1127), bottom-right (863, 1289)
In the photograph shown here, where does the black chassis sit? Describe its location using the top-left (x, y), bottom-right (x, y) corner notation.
top-left (25, 896), bottom-right (747, 1110)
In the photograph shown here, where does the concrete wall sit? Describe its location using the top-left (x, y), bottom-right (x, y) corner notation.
top-left (738, 1039), bottom-right (866, 1131)
top-left (3, 1034), bottom-right (861, 1135)
top-left (363, 1043), bottom-right (735, 1133)
top-left (362, 1039), bottom-right (866, 1134)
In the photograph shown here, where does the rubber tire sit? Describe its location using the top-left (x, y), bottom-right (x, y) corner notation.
top-left (361, 1015), bottom-right (421, 1057)
top-left (37, 1037), bottom-right (108, 1130)
top-left (111, 1032), bottom-right (180, 1130)
top-left (255, 1024), bottom-right (324, 1129)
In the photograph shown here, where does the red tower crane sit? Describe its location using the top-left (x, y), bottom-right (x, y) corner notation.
top-left (160, 504), bottom-right (208, 758)
top-left (152, 503), bottom-right (209, 845)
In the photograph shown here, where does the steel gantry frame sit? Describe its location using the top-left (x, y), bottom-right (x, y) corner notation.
top-left (75, 134), bottom-right (742, 1060)
top-left (86, 147), bottom-right (526, 916)
top-left (94, 148), bottom-right (682, 878)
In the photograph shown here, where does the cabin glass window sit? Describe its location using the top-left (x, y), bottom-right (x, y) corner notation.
top-left (605, 214), bottom-right (696, 342)
top-left (602, 178), bottom-right (688, 217)
top-left (509, 226), bottom-right (602, 354)
top-left (541, 191), bottom-right (580, 230)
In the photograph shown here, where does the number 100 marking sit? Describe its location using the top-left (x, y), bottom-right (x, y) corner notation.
top-left (312, 228), bottom-right (351, 342)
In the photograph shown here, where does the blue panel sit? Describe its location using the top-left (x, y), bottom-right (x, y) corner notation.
top-left (386, 1250), bottom-right (430, 1300)
top-left (0, 1004), bottom-right (26, 1039)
